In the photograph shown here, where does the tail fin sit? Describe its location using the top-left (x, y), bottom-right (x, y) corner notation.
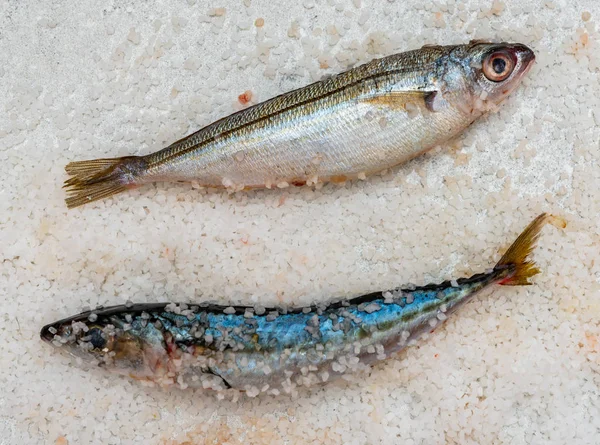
top-left (495, 213), bottom-right (565, 286)
top-left (63, 156), bottom-right (146, 209)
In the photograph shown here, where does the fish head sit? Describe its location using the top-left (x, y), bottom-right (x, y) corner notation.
top-left (466, 42), bottom-right (535, 104)
top-left (41, 306), bottom-right (169, 381)
top-left (441, 42), bottom-right (535, 114)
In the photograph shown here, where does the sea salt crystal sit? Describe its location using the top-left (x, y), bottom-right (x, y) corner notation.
top-left (363, 303), bottom-right (381, 314)
top-left (71, 322), bottom-right (88, 334)
top-left (491, 0), bottom-right (505, 15)
top-left (358, 11), bottom-right (371, 26)
top-left (311, 153), bottom-right (323, 164)
top-left (209, 7), bottom-right (226, 16)
top-left (127, 28), bottom-right (141, 45)
top-left (288, 21), bottom-right (300, 38)
top-left (246, 386), bottom-right (260, 397)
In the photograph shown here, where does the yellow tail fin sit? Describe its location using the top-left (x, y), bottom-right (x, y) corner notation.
top-left (63, 156), bottom-right (146, 209)
top-left (495, 213), bottom-right (565, 285)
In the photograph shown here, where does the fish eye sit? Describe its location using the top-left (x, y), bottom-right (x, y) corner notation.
top-left (482, 51), bottom-right (516, 82)
top-left (87, 327), bottom-right (107, 350)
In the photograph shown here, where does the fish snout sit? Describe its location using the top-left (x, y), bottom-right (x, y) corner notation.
top-left (510, 43), bottom-right (535, 69)
top-left (40, 323), bottom-right (59, 343)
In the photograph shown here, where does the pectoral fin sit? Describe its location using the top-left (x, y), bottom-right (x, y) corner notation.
top-left (362, 91), bottom-right (446, 113)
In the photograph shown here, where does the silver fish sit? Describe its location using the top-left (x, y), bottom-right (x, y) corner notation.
top-left (41, 214), bottom-right (561, 395)
top-left (64, 41), bottom-right (534, 208)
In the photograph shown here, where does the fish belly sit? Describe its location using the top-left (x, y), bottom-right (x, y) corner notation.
top-left (146, 96), bottom-right (469, 188)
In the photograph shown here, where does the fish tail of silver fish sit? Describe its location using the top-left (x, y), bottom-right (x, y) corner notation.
top-left (63, 155), bottom-right (148, 208)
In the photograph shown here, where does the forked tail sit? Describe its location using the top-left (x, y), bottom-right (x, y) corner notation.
top-left (495, 213), bottom-right (565, 285)
top-left (63, 156), bottom-right (147, 209)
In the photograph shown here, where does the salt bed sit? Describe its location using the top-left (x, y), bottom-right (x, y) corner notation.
top-left (1, 0), bottom-right (599, 443)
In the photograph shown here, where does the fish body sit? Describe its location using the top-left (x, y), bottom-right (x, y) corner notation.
top-left (64, 42), bottom-right (535, 208)
top-left (41, 214), bottom-right (558, 395)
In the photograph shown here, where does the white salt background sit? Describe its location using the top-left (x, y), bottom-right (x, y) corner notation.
top-left (1, 0), bottom-right (599, 443)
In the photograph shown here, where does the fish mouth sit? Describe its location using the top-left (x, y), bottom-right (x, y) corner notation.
top-left (40, 303), bottom-right (170, 344)
top-left (508, 43), bottom-right (536, 73)
top-left (40, 312), bottom-right (88, 344)
top-left (40, 310), bottom-right (97, 344)
top-left (522, 48), bottom-right (535, 66)
top-left (40, 323), bottom-right (58, 343)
